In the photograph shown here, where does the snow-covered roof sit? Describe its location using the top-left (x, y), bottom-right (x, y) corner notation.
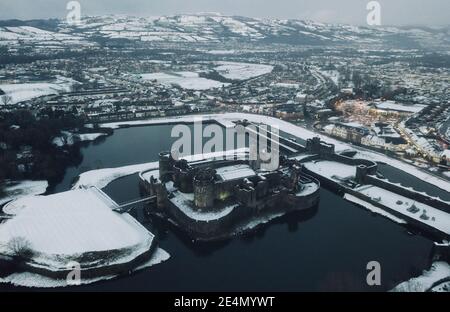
top-left (215, 164), bottom-right (256, 181)
top-left (373, 101), bottom-right (426, 113)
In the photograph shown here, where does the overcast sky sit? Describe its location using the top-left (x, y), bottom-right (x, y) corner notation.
top-left (1, 0), bottom-right (448, 26)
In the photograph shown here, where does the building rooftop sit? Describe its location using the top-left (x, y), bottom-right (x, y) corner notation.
top-left (215, 164), bottom-right (256, 182)
top-left (373, 101), bottom-right (426, 114)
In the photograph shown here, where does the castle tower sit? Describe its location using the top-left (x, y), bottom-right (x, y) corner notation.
top-left (159, 152), bottom-right (173, 183)
top-left (356, 165), bottom-right (368, 184)
top-left (193, 168), bottom-right (216, 210)
top-left (173, 159), bottom-right (193, 193)
top-left (155, 183), bottom-right (168, 210)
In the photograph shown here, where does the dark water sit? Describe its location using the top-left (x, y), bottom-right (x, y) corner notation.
top-left (377, 164), bottom-right (450, 201)
top-left (52, 124), bottom-right (247, 193)
top-left (2, 124), bottom-right (438, 291)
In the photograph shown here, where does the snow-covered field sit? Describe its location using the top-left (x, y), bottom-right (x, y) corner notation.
top-left (0, 180), bottom-right (48, 206)
top-left (139, 71), bottom-right (229, 90)
top-left (214, 62), bottom-right (273, 80)
top-left (392, 261), bottom-right (450, 292)
top-left (0, 76), bottom-right (75, 104)
top-left (0, 186), bottom-right (165, 288)
top-left (1, 14), bottom-right (446, 51)
top-left (0, 26), bottom-right (88, 47)
top-left (0, 187), bottom-right (153, 257)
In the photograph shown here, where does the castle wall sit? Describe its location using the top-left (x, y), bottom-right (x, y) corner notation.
top-left (346, 188), bottom-right (450, 241)
top-left (165, 199), bottom-right (251, 240)
top-left (14, 237), bottom-right (156, 280)
top-left (366, 175), bottom-right (450, 214)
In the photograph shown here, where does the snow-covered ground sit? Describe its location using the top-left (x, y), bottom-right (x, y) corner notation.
top-left (77, 133), bottom-right (108, 141)
top-left (0, 247), bottom-right (170, 288)
top-left (354, 185), bottom-right (450, 236)
top-left (318, 69), bottom-right (340, 86)
top-left (52, 131), bottom-right (108, 147)
top-left (214, 62), bottom-right (273, 80)
top-left (0, 76), bottom-right (75, 104)
top-left (344, 193), bottom-right (407, 224)
top-left (204, 49), bottom-right (237, 55)
top-left (270, 82), bottom-right (301, 89)
top-left (169, 187), bottom-right (238, 222)
top-left (0, 186), bottom-right (165, 287)
top-left (0, 180), bottom-right (48, 206)
top-left (139, 71), bottom-right (229, 90)
top-left (0, 187), bottom-right (153, 257)
top-left (303, 160), bottom-right (356, 182)
top-left (0, 171), bottom-right (169, 288)
top-left (99, 114), bottom-right (229, 129)
top-left (0, 26), bottom-right (89, 47)
top-left (391, 261), bottom-right (450, 292)
top-left (73, 162), bottom-right (159, 189)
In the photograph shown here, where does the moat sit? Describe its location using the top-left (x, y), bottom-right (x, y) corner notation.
top-left (2, 123), bottom-right (447, 291)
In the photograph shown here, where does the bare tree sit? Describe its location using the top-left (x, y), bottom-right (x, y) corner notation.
top-left (7, 236), bottom-right (34, 261)
top-left (1, 95), bottom-right (12, 106)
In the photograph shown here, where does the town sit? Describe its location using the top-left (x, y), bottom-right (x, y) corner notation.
top-left (0, 12), bottom-right (449, 293)
top-left (0, 15), bottom-right (448, 186)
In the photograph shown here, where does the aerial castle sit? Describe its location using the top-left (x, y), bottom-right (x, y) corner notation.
top-left (139, 151), bottom-right (320, 241)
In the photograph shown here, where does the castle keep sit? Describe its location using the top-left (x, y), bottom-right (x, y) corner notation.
top-left (140, 151), bottom-right (320, 240)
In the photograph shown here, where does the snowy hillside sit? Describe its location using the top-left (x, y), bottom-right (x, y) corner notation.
top-left (0, 13), bottom-right (448, 49)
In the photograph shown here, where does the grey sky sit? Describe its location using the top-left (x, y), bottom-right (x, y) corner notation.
top-left (1, 0), bottom-right (448, 26)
